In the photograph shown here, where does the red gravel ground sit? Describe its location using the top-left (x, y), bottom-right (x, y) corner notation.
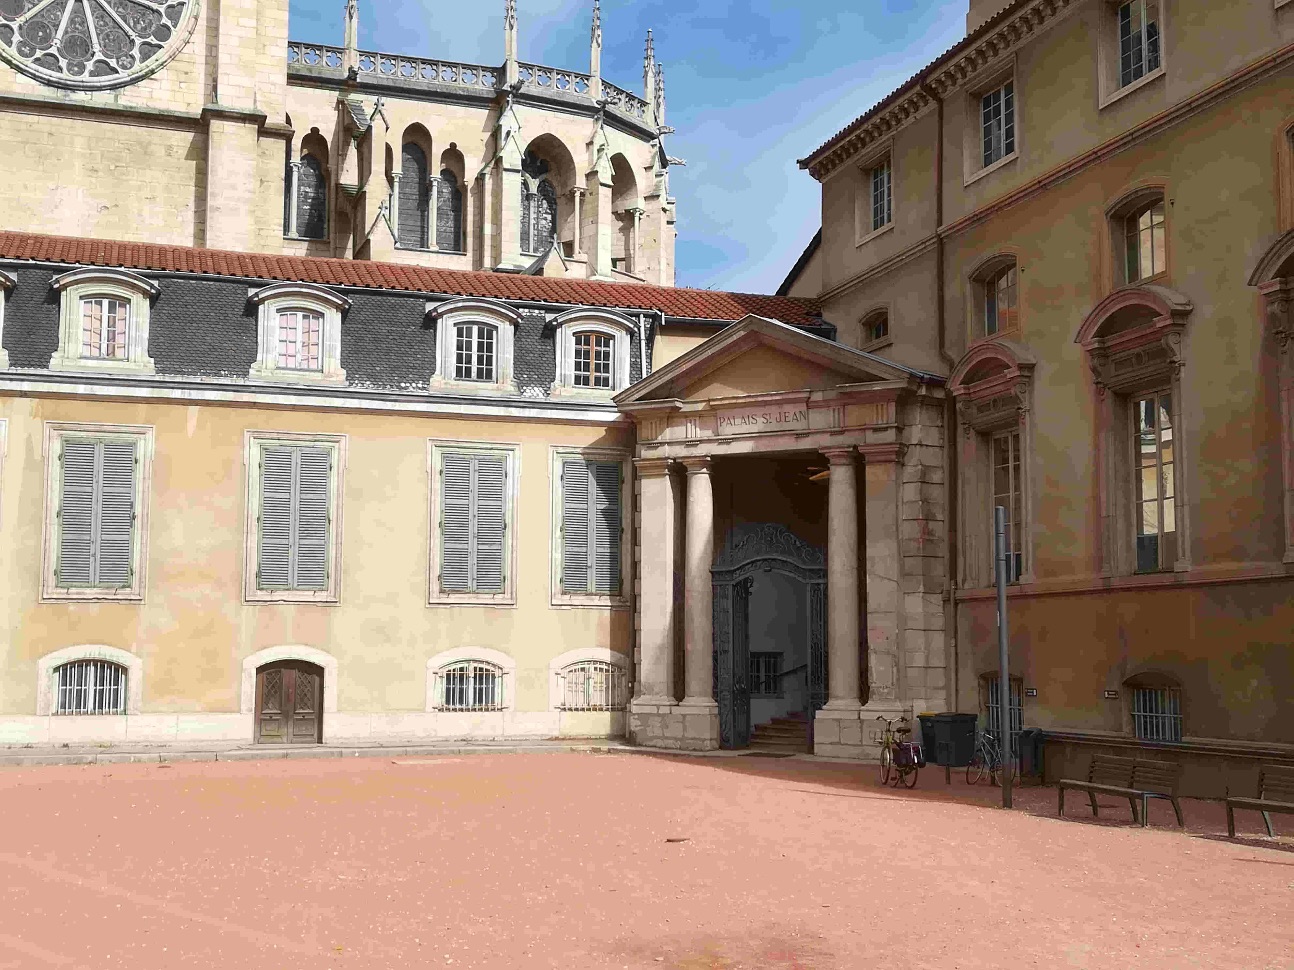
top-left (0, 752), bottom-right (1290, 970)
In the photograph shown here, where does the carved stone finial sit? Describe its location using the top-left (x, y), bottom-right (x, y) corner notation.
top-left (342, 0), bottom-right (360, 73)
top-left (505, 0), bottom-right (517, 30)
top-left (643, 28), bottom-right (656, 104)
top-left (591, 0), bottom-right (602, 47)
top-left (655, 63), bottom-right (665, 126)
top-left (504, 0), bottom-right (519, 86)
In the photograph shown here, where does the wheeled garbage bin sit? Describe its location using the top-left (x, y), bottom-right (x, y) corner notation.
top-left (1017, 728), bottom-right (1045, 779)
top-left (919, 713), bottom-right (978, 767)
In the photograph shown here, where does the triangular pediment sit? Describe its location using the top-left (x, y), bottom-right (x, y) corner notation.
top-left (616, 314), bottom-right (918, 406)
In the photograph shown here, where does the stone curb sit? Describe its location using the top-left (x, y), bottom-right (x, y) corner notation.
top-left (0, 742), bottom-right (634, 768)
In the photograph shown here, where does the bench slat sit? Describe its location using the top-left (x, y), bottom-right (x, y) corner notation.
top-left (1258, 765), bottom-right (1294, 801)
top-left (1227, 796), bottom-right (1294, 813)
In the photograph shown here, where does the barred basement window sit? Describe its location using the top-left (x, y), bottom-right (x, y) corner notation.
top-left (1132, 685), bottom-right (1182, 741)
top-left (454, 324), bottom-right (497, 382)
top-left (984, 674), bottom-right (1023, 749)
top-left (54, 660), bottom-right (127, 716)
top-left (573, 331), bottom-right (613, 388)
top-left (749, 653), bottom-right (782, 697)
top-left (80, 297), bottom-right (130, 360)
top-left (276, 310), bottom-right (323, 371)
top-left (558, 661), bottom-right (628, 711)
top-left (436, 661), bottom-right (504, 711)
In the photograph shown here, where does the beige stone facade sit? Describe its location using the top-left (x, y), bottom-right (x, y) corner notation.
top-left (794, 0), bottom-right (1294, 791)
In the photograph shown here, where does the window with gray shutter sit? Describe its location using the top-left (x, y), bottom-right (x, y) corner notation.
top-left (257, 445), bottom-right (332, 591)
top-left (560, 458), bottom-right (621, 596)
top-left (56, 438), bottom-right (137, 589)
top-left (440, 451), bottom-right (508, 594)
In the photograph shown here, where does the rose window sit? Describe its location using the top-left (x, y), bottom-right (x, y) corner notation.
top-left (0, 0), bottom-right (198, 90)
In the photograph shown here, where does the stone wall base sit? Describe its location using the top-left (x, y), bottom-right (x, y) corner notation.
top-left (628, 701), bottom-right (720, 751)
top-left (814, 703), bottom-right (911, 760)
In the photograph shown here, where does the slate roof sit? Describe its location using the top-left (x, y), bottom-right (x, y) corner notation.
top-left (0, 231), bottom-right (822, 327)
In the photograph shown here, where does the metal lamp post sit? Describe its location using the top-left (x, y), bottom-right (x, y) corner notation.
top-left (994, 505), bottom-right (1013, 810)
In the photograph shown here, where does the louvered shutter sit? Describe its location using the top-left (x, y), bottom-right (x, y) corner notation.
top-left (472, 454), bottom-right (507, 593)
top-left (258, 447), bottom-right (295, 589)
top-left (294, 448), bottom-right (331, 590)
top-left (56, 439), bottom-right (98, 587)
top-left (591, 462), bottom-right (621, 595)
top-left (96, 441), bottom-right (137, 588)
top-left (440, 453), bottom-right (473, 592)
top-left (560, 459), bottom-right (590, 593)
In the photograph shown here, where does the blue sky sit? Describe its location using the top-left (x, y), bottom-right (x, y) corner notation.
top-left (288, 1), bottom-right (967, 293)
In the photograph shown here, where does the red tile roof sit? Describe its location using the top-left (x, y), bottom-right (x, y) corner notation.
top-left (0, 230), bottom-right (822, 327)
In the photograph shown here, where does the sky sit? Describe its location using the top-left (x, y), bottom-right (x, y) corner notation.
top-left (287, 0), bottom-right (968, 293)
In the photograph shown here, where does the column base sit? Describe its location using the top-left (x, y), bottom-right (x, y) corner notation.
top-left (629, 700), bottom-right (720, 751)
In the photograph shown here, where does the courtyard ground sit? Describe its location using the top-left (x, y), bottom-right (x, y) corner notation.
top-left (0, 751), bottom-right (1289, 970)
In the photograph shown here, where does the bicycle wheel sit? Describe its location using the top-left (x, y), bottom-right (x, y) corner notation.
top-left (879, 745), bottom-right (893, 786)
top-left (901, 764), bottom-right (919, 788)
top-left (966, 749), bottom-right (986, 785)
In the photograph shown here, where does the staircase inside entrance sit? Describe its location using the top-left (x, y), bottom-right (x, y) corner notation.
top-left (748, 712), bottom-right (810, 754)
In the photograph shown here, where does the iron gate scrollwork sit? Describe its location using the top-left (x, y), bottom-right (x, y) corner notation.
top-left (711, 523), bottom-right (827, 750)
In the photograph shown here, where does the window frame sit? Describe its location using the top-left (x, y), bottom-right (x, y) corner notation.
top-left (49, 269), bottom-right (157, 376)
top-left (41, 422), bottom-right (154, 603)
top-left (428, 439), bottom-right (520, 607)
top-left (249, 283), bottom-right (349, 385)
top-left (1098, 0), bottom-right (1167, 109)
top-left (429, 298), bottom-right (521, 394)
top-left (243, 432), bottom-right (347, 605)
top-left (990, 428), bottom-right (1025, 584)
top-left (1128, 681), bottom-right (1184, 742)
top-left (1131, 388), bottom-right (1177, 573)
top-left (1123, 199), bottom-right (1167, 285)
top-left (36, 645), bottom-right (144, 716)
top-left (853, 142), bottom-right (895, 246)
top-left (859, 307), bottom-right (892, 352)
top-left (968, 254), bottom-right (1021, 341)
top-left (549, 446), bottom-right (632, 609)
top-left (547, 647), bottom-right (631, 713)
top-left (0, 268), bottom-right (12, 369)
top-left (962, 58), bottom-right (1018, 186)
top-left (550, 309), bottom-right (635, 398)
top-left (452, 322), bottom-right (499, 383)
top-left (424, 646), bottom-right (517, 713)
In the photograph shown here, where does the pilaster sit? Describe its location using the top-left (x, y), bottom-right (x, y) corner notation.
top-left (680, 457), bottom-right (717, 716)
top-left (1261, 279), bottom-right (1294, 562)
top-left (584, 169), bottom-right (614, 279)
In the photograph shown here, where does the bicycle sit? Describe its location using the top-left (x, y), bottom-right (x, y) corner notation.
top-left (966, 729), bottom-right (1018, 787)
top-left (876, 716), bottom-right (922, 789)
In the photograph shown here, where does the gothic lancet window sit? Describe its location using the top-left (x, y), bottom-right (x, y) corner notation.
top-left (520, 150), bottom-right (557, 255)
top-left (399, 143), bottom-right (430, 249)
top-left (297, 154), bottom-right (327, 240)
top-left (437, 169), bottom-right (464, 252)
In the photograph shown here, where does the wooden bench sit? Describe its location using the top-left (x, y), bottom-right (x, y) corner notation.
top-left (1058, 755), bottom-right (1139, 822)
top-left (1226, 764), bottom-right (1294, 838)
top-left (1058, 756), bottom-right (1185, 827)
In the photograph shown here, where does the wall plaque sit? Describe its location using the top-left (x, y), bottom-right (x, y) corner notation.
top-left (715, 404), bottom-right (809, 436)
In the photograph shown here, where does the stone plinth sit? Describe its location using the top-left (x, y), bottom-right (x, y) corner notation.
top-left (629, 700), bottom-right (720, 752)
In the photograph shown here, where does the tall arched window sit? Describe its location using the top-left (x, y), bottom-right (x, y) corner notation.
top-left (399, 143), bottom-right (430, 249)
top-left (521, 179), bottom-right (557, 255)
top-left (297, 153), bottom-right (327, 240)
top-left (1108, 188), bottom-right (1167, 286)
top-left (437, 169), bottom-right (463, 252)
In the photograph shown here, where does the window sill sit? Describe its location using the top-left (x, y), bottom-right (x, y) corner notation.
top-left (551, 593), bottom-right (631, 610)
top-left (428, 593), bottom-right (517, 609)
top-left (970, 325), bottom-right (1021, 347)
top-left (48, 355), bottom-right (156, 376)
top-left (41, 587), bottom-right (143, 603)
top-left (859, 335), bottom-right (893, 354)
top-left (245, 589), bottom-right (341, 605)
top-left (283, 234), bottom-right (328, 243)
top-left (395, 246), bottom-right (468, 256)
top-left (1099, 66), bottom-right (1165, 110)
top-left (428, 376), bottom-right (517, 396)
top-left (1120, 269), bottom-right (1168, 290)
top-left (964, 151), bottom-right (1018, 188)
top-left (854, 221), bottom-right (894, 249)
top-left (549, 383), bottom-right (622, 400)
top-left (248, 365), bottom-right (347, 387)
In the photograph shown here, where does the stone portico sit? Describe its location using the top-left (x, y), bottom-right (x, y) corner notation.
top-left (615, 315), bottom-right (949, 758)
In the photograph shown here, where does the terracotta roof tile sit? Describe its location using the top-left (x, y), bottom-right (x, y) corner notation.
top-left (0, 230), bottom-right (822, 327)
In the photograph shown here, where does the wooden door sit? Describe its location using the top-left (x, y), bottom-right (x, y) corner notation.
top-left (255, 661), bottom-right (323, 744)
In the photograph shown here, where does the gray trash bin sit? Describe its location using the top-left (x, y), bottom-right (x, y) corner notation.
top-left (922, 712), bottom-right (978, 767)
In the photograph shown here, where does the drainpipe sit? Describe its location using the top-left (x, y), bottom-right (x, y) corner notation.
top-left (920, 78), bottom-right (960, 713)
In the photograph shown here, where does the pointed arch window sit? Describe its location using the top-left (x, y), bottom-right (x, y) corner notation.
top-left (437, 169), bottom-right (464, 252)
top-left (296, 153), bottom-right (328, 240)
top-left (522, 179), bottom-right (558, 255)
top-left (399, 143), bottom-right (431, 249)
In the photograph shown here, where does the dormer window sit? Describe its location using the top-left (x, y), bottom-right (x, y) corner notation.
top-left (249, 283), bottom-right (349, 385)
top-left (454, 323), bottom-right (497, 382)
top-left (551, 309), bottom-right (635, 397)
top-left (49, 269), bottom-right (158, 375)
top-left (429, 298), bottom-right (520, 394)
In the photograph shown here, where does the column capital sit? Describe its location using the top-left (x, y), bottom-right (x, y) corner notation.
top-left (858, 442), bottom-right (905, 464)
top-left (820, 446), bottom-right (857, 466)
top-left (679, 455), bottom-right (712, 474)
top-left (633, 457), bottom-right (673, 477)
top-left (570, 185), bottom-right (587, 198)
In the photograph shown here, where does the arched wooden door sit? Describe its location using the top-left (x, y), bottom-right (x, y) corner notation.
top-left (255, 660), bottom-right (323, 744)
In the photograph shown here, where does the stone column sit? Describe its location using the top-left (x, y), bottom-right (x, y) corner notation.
top-left (628, 206), bottom-right (644, 275)
top-left (680, 457), bottom-right (716, 707)
top-left (823, 447), bottom-right (861, 710)
top-left (860, 443), bottom-right (904, 717)
top-left (583, 168), bottom-right (614, 279)
top-left (428, 175), bottom-right (440, 251)
top-left (631, 458), bottom-right (676, 706)
top-left (389, 171), bottom-right (402, 243)
top-left (571, 187), bottom-right (586, 257)
top-left (287, 160), bottom-right (301, 238)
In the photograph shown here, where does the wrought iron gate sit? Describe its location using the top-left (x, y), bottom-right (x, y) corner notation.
top-left (712, 524), bottom-right (827, 750)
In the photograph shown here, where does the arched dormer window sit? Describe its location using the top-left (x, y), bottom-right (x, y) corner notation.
top-left (860, 308), bottom-right (890, 348)
top-left (0, 269), bottom-right (16, 369)
top-left (429, 298), bottom-right (521, 393)
top-left (1108, 186), bottom-right (1167, 286)
top-left (1076, 284), bottom-right (1193, 576)
top-left (49, 268), bottom-right (158, 375)
top-left (969, 254), bottom-right (1019, 339)
top-left (950, 339), bottom-right (1036, 587)
top-left (1247, 227), bottom-right (1294, 563)
top-left (550, 309), bottom-right (635, 397)
top-left (249, 283), bottom-right (350, 385)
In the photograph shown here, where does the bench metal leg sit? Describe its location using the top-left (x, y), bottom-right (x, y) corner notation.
top-left (1227, 803), bottom-right (1236, 838)
top-left (1129, 797), bottom-right (1140, 825)
top-left (1088, 791), bottom-right (1099, 818)
top-left (1058, 787), bottom-right (1065, 818)
top-left (1262, 810), bottom-right (1275, 838)
top-left (1141, 795), bottom-right (1149, 827)
top-left (1170, 796), bottom-right (1184, 828)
